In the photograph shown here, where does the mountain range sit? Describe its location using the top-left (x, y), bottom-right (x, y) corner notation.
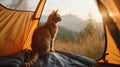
top-left (40, 14), bottom-right (104, 32)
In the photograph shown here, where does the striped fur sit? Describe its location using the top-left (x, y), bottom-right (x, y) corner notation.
top-left (23, 10), bottom-right (61, 67)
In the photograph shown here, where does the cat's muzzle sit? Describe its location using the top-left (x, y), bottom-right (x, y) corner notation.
top-left (58, 17), bottom-right (62, 22)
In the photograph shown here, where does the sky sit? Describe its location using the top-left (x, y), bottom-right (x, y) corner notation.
top-left (0, 0), bottom-right (102, 22)
top-left (41, 0), bottom-right (102, 22)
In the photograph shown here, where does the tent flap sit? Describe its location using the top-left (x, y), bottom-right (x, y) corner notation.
top-left (0, 4), bottom-right (38, 56)
top-left (97, 0), bottom-right (120, 65)
top-left (0, 0), bottom-right (46, 56)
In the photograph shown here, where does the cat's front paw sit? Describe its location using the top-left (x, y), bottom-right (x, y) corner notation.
top-left (50, 48), bottom-right (55, 52)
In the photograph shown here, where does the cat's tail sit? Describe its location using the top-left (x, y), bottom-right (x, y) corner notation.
top-left (23, 53), bottom-right (39, 67)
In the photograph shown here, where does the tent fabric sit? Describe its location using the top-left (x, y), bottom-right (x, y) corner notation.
top-left (0, 0), bottom-right (46, 56)
top-left (0, 4), bottom-right (37, 56)
top-left (32, 0), bottom-right (46, 20)
top-left (0, 49), bottom-right (96, 67)
top-left (97, 0), bottom-right (120, 65)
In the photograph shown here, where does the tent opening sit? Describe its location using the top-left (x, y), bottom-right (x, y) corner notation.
top-left (40, 0), bottom-right (106, 60)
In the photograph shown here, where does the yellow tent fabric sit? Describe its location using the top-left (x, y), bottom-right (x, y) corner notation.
top-left (97, 0), bottom-right (120, 65)
top-left (0, 0), bottom-right (46, 56)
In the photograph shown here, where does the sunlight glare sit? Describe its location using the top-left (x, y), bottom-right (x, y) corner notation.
top-left (109, 12), bottom-right (113, 17)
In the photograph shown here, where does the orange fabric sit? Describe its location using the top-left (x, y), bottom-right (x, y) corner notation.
top-left (23, 20), bottom-right (38, 50)
top-left (0, 4), bottom-right (36, 56)
top-left (33, 0), bottom-right (46, 19)
top-left (105, 26), bottom-right (120, 64)
top-left (98, 0), bottom-right (120, 64)
top-left (0, 0), bottom-right (45, 56)
top-left (102, 0), bottom-right (120, 30)
top-left (104, 0), bottom-right (120, 64)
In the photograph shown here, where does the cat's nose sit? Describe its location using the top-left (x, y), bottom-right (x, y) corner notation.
top-left (58, 17), bottom-right (62, 22)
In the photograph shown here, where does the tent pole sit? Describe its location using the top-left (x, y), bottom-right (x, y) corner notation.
top-left (32, 0), bottom-right (46, 20)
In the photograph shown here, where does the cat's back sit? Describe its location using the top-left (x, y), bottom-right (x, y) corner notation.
top-left (31, 24), bottom-right (51, 54)
top-left (34, 24), bottom-right (51, 37)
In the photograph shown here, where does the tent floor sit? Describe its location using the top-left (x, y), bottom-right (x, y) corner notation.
top-left (0, 49), bottom-right (96, 67)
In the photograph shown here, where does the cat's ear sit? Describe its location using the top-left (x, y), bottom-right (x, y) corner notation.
top-left (52, 10), bottom-right (55, 14)
top-left (53, 9), bottom-right (58, 15)
top-left (55, 9), bottom-right (58, 13)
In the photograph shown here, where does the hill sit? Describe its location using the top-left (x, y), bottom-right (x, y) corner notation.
top-left (40, 14), bottom-right (104, 33)
top-left (40, 14), bottom-right (87, 32)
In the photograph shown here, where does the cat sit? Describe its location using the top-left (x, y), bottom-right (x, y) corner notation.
top-left (23, 10), bottom-right (62, 67)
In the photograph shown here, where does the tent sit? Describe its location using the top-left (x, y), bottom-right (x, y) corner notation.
top-left (0, 0), bottom-right (120, 67)
top-left (97, 0), bottom-right (120, 66)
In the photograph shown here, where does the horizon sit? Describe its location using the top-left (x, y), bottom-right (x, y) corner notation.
top-left (41, 13), bottom-right (102, 23)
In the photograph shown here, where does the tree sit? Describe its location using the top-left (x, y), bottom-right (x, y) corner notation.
top-left (79, 13), bottom-right (97, 42)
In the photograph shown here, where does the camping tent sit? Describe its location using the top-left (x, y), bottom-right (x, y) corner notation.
top-left (0, 0), bottom-right (120, 66)
top-left (97, 0), bottom-right (120, 65)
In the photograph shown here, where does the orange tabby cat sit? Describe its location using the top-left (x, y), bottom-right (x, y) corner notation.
top-left (23, 10), bottom-right (62, 67)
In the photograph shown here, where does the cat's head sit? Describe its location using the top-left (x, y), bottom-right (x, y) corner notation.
top-left (48, 10), bottom-right (62, 23)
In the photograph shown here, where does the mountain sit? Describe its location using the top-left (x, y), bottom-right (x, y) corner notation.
top-left (57, 26), bottom-right (79, 42)
top-left (40, 14), bottom-right (87, 32)
top-left (60, 14), bottom-right (88, 32)
top-left (40, 14), bottom-right (104, 33)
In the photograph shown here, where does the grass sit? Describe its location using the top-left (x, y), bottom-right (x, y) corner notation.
top-left (54, 32), bottom-right (105, 60)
